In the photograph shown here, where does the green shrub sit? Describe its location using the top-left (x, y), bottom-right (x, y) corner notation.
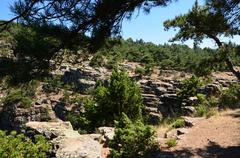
top-left (165, 138), bottom-right (177, 148)
top-left (195, 104), bottom-right (207, 117)
top-left (205, 109), bottom-right (217, 118)
top-left (67, 69), bottom-right (144, 133)
top-left (89, 54), bottom-right (106, 67)
top-left (196, 93), bottom-right (207, 104)
top-left (192, 57), bottom-right (214, 76)
top-left (109, 114), bottom-right (158, 158)
top-left (0, 131), bottom-right (51, 158)
top-left (171, 118), bottom-right (185, 129)
top-left (20, 80), bottom-right (40, 98)
top-left (95, 69), bottom-right (143, 126)
top-left (66, 97), bottom-right (97, 133)
top-left (219, 84), bottom-right (240, 108)
top-left (2, 90), bottom-right (33, 108)
top-left (160, 59), bottom-right (174, 69)
top-left (207, 96), bottom-right (219, 107)
top-left (105, 59), bottom-right (118, 69)
top-left (144, 64), bottom-right (154, 75)
top-left (135, 66), bottom-right (145, 76)
top-left (43, 76), bottom-right (63, 93)
top-left (177, 76), bottom-right (203, 102)
top-left (195, 94), bottom-right (218, 117)
top-left (12, 25), bottom-right (60, 61)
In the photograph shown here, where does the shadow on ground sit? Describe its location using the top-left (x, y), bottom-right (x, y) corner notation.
top-left (156, 141), bottom-right (240, 158)
top-left (226, 109), bottom-right (240, 118)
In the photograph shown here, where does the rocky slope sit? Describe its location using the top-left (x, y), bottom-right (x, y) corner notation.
top-left (0, 60), bottom-right (238, 158)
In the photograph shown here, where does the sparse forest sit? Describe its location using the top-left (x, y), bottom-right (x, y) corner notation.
top-left (0, 0), bottom-right (240, 158)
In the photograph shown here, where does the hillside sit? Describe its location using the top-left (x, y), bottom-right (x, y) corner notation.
top-left (0, 24), bottom-right (240, 158)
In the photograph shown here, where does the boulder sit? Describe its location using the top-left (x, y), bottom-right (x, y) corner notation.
top-left (0, 104), bottom-right (51, 130)
top-left (177, 128), bottom-right (188, 135)
top-left (98, 127), bottom-right (115, 145)
top-left (182, 106), bottom-right (197, 116)
top-left (165, 128), bottom-right (189, 139)
top-left (182, 117), bottom-right (195, 127)
top-left (77, 79), bottom-right (96, 93)
top-left (25, 121), bottom-right (78, 139)
top-left (155, 87), bottom-right (167, 95)
top-left (26, 121), bottom-right (102, 158)
top-left (188, 96), bottom-right (198, 105)
top-left (198, 84), bottom-right (221, 96)
top-left (56, 135), bottom-right (102, 158)
top-left (148, 112), bottom-right (162, 125)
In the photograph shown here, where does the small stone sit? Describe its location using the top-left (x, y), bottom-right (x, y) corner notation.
top-left (41, 99), bottom-right (49, 104)
top-left (177, 128), bottom-right (188, 135)
top-left (182, 106), bottom-right (197, 116)
top-left (98, 127), bottom-right (115, 142)
top-left (183, 117), bottom-right (195, 127)
top-left (188, 96), bottom-right (198, 105)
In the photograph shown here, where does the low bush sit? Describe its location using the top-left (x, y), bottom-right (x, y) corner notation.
top-left (177, 76), bottom-right (203, 103)
top-left (89, 54), bottom-right (106, 67)
top-left (195, 104), bottom-right (207, 117)
top-left (66, 97), bottom-right (98, 133)
top-left (165, 138), bottom-right (177, 148)
top-left (20, 80), bottom-right (40, 98)
top-left (135, 66), bottom-right (145, 76)
top-left (195, 94), bottom-right (217, 117)
top-left (2, 89), bottom-right (33, 108)
top-left (43, 76), bottom-right (64, 93)
top-left (207, 96), bottom-right (219, 107)
top-left (219, 84), bottom-right (240, 108)
top-left (171, 118), bottom-right (185, 129)
top-left (0, 131), bottom-right (51, 158)
top-left (109, 114), bottom-right (158, 158)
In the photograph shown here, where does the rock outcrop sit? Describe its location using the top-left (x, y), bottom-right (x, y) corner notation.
top-left (98, 127), bottom-right (115, 146)
top-left (52, 63), bottom-right (239, 125)
top-left (26, 121), bottom-right (102, 158)
top-left (0, 104), bottom-right (52, 130)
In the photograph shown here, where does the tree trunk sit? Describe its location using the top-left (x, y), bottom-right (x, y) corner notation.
top-left (225, 56), bottom-right (240, 80)
top-left (208, 34), bottom-right (240, 80)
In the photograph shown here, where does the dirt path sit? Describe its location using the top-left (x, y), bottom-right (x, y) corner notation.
top-left (158, 109), bottom-right (240, 158)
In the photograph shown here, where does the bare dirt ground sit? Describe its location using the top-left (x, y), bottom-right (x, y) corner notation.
top-left (158, 109), bottom-right (240, 158)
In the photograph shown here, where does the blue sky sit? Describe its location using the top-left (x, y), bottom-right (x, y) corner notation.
top-left (0, 0), bottom-right (239, 48)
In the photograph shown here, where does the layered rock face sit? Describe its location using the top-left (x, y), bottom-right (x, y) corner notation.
top-left (0, 104), bottom-right (51, 130)
top-left (140, 78), bottom-right (181, 123)
top-left (0, 61), bottom-right (238, 158)
top-left (0, 62), bottom-right (237, 129)
top-left (53, 64), bottom-right (238, 124)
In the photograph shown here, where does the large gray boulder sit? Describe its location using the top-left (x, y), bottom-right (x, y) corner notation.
top-left (26, 121), bottom-right (102, 158)
top-left (56, 135), bottom-right (102, 158)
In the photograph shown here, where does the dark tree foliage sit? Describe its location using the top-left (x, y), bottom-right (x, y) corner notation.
top-left (94, 69), bottom-right (143, 125)
top-left (207, 0), bottom-right (240, 28)
top-left (91, 38), bottom-right (231, 76)
top-left (164, 1), bottom-right (240, 79)
top-left (1, 0), bottom-right (175, 51)
top-left (109, 113), bottom-right (158, 158)
top-left (164, 1), bottom-right (238, 45)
